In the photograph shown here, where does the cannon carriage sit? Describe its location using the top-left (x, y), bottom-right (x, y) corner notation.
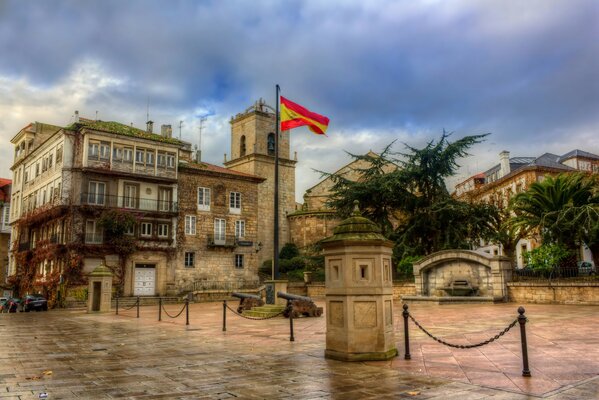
top-left (277, 291), bottom-right (323, 318)
top-left (231, 292), bottom-right (264, 313)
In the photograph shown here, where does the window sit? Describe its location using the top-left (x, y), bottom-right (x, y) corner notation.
top-left (214, 218), bottom-right (226, 244)
top-left (185, 215), bottom-right (196, 235)
top-left (88, 142), bottom-right (99, 159)
top-left (229, 192), bottom-right (241, 214)
top-left (124, 224), bottom-right (135, 236)
top-left (124, 184), bottom-right (137, 208)
top-left (157, 152), bottom-right (166, 167)
top-left (166, 153), bottom-right (176, 168)
top-left (113, 146), bottom-right (122, 161)
top-left (56, 146), bottom-right (63, 163)
top-left (158, 188), bottom-right (172, 211)
top-left (198, 187), bottom-right (211, 211)
top-left (136, 149), bottom-right (145, 164)
top-left (99, 142), bottom-right (110, 159)
top-left (123, 147), bottom-right (133, 162)
top-left (85, 220), bottom-right (103, 244)
top-left (184, 252), bottom-right (195, 268)
top-left (235, 254), bottom-right (244, 269)
top-left (240, 135), bottom-right (246, 156)
top-left (48, 154), bottom-right (53, 169)
top-left (88, 181), bottom-right (106, 205)
top-left (235, 220), bottom-right (245, 239)
top-left (157, 223), bottom-right (169, 238)
top-left (141, 222), bottom-right (153, 237)
top-left (42, 157), bottom-right (48, 172)
top-left (146, 150), bottom-right (155, 166)
top-left (35, 163), bottom-right (40, 177)
top-left (267, 133), bottom-right (275, 156)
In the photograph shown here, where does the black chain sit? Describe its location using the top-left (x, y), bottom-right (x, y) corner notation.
top-left (225, 302), bottom-right (286, 320)
top-left (161, 303), bottom-right (187, 319)
top-left (408, 314), bottom-right (520, 349)
top-left (121, 299), bottom-right (139, 311)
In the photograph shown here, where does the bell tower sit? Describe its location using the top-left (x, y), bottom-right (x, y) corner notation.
top-left (225, 99), bottom-right (296, 264)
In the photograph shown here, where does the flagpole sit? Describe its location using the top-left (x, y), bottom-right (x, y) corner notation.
top-left (273, 84), bottom-right (280, 280)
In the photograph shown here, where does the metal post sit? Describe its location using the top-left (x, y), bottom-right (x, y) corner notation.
top-left (518, 306), bottom-right (531, 377)
top-left (222, 300), bottom-right (227, 332)
top-left (116, 296), bottom-right (119, 315)
top-left (158, 297), bottom-right (162, 321)
top-left (403, 304), bottom-right (411, 360)
top-left (185, 299), bottom-right (190, 326)
top-left (288, 301), bottom-right (295, 342)
top-left (136, 296), bottom-right (140, 318)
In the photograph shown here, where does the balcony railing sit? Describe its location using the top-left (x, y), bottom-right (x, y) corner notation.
top-left (85, 232), bottom-right (104, 244)
top-left (207, 234), bottom-right (238, 247)
top-left (81, 193), bottom-right (178, 213)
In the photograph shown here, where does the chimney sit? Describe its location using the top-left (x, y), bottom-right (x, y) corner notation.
top-left (146, 120), bottom-right (154, 133)
top-left (196, 150), bottom-right (202, 163)
top-left (161, 124), bottom-right (172, 138)
top-left (499, 151), bottom-right (510, 178)
top-left (74, 110), bottom-right (79, 123)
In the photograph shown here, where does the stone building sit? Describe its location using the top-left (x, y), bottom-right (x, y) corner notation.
top-left (455, 150), bottom-right (599, 267)
top-left (0, 179), bottom-right (11, 289)
top-left (9, 114), bottom-right (191, 298)
top-left (174, 161), bottom-right (264, 292)
top-left (224, 99), bottom-right (296, 265)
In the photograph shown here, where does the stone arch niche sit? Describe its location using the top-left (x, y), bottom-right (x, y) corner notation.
top-left (412, 250), bottom-right (512, 302)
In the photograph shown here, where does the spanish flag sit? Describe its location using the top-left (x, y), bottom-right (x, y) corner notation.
top-left (280, 96), bottom-right (330, 135)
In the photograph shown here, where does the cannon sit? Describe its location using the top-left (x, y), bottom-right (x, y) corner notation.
top-left (277, 291), bottom-right (323, 318)
top-left (231, 292), bottom-right (264, 313)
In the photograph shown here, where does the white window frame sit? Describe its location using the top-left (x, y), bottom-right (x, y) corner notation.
top-left (140, 222), bottom-right (153, 237)
top-left (229, 192), bottom-right (241, 214)
top-left (123, 147), bottom-right (133, 162)
top-left (146, 150), bottom-right (155, 166)
top-left (88, 181), bottom-right (106, 205)
top-left (123, 184), bottom-right (137, 209)
top-left (113, 146), bottom-right (122, 161)
top-left (166, 153), bottom-right (176, 168)
top-left (158, 188), bottom-right (172, 212)
top-left (85, 220), bottom-right (103, 244)
top-left (235, 254), bottom-right (244, 269)
top-left (157, 223), bottom-right (169, 238)
top-left (124, 224), bottom-right (135, 236)
top-left (88, 142), bottom-right (99, 159)
top-left (157, 152), bottom-right (166, 167)
top-left (185, 215), bottom-right (197, 235)
top-left (235, 220), bottom-right (245, 239)
top-left (135, 149), bottom-right (145, 164)
top-left (198, 187), bottom-right (211, 211)
top-left (184, 252), bottom-right (195, 268)
top-left (99, 142), bottom-right (110, 160)
top-left (214, 218), bottom-right (226, 245)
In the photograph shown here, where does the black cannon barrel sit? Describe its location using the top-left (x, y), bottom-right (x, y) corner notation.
top-left (277, 291), bottom-right (313, 303)
top-left (231, 292), bottom-right (261, 300)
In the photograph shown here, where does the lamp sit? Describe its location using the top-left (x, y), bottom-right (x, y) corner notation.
top-left (255, 242), bottom-right (263, 253)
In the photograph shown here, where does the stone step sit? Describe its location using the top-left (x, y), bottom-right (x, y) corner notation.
top-left (242, 304), bottom-right (286, 318)
top-left (113, 297), bottom-right (181, 307)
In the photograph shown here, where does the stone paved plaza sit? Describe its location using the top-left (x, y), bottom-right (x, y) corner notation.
top-left (1, 301), bottom-right (598, 399)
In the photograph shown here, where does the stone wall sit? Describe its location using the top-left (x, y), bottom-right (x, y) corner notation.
top-left (175, 167), bottom-right (263, 294)
top-left (287, 211), bottom-right (341, 249)
top-left (507, 282), bottom-right (599, 305)
top-left (393, 282), bottom-right (416, 299)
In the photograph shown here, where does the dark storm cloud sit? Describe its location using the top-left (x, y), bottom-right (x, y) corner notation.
top-left (0, 0), bottom-right (598, 188)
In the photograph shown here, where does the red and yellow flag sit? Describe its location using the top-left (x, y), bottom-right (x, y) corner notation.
top-left (280, 96), bottom-right (329, 135)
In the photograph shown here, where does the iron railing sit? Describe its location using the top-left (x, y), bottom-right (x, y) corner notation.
top-left (80, 193), bottom-right (178, 212)
top-left (207, 234), bottom-right (238, 247)
top-left (512, 266), bottom-right (598, 283)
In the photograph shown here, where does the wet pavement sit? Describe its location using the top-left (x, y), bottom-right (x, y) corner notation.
top-left (0, 301), bottom-right (598, 399)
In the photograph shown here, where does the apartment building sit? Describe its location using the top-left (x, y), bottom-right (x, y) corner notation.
top-left (9, 114), bottom-right (191, 299)
top-left (0, 179), bottom-right (11, 288)
top-left (455, 150), bottom-right (599, 267)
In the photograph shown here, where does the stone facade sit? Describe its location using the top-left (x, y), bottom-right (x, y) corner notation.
top-left (174, 163), bottom-right (264, 293)
top-left (224, 101), bottom-right (296, 265)
top-left (287, 210), bottom-right (341, 250)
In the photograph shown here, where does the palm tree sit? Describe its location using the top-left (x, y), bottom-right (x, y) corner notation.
top-left (510, 173), bottom-right (599, 263)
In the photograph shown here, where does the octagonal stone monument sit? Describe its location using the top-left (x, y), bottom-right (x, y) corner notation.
top-left (321, 202), bottom-right (397, 361)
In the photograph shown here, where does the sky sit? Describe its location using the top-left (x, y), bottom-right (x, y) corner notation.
top-left (1, 0), bottom-right (597, 201)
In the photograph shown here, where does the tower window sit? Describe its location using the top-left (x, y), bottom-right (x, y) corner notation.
top-left (240, 135), bottom-right (246, 157)
top-left (267, 133), bottom-right (275, 156)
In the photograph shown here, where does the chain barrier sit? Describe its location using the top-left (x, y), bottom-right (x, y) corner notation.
top-left (121, 298), bottom-right (139, 311)
top-left (407, 313), bottom-right (519, 349)
top-left (161, 302), bottom-right (187, 319)
top-left (224, 302), bottom-right (286, 320)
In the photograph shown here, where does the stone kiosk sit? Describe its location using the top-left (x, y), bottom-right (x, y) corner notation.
top-left (87, 264), bottom-right (113, 313)
top-left (321, 202), bottom-right (397, 361)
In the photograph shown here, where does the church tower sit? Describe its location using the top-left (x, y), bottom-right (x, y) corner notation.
top-left (224, 99), bottom-right (296, 265)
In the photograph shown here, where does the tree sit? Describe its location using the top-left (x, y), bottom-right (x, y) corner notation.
top-left (324, 131), bottom-right (492, 263)
top-left (510, 173), bottom-right (598, 253)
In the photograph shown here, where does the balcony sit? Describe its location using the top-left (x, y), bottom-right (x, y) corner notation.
top-left (207, 234), bottom-right (238, 248)
top-left (80, 193), bottom-right (178, 213)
